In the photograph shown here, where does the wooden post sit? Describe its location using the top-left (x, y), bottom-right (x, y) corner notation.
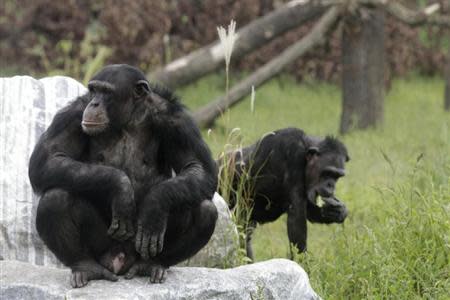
top-left (340, 8), bottom-right (385, 134)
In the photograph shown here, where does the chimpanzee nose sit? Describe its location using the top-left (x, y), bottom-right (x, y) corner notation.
top-left (91, 102), bottom-right (100, 108)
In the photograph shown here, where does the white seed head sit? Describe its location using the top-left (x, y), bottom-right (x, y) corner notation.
top-left (250, 85), bottom-right (255, 113)
top-left (217, 20), bottom-right (237, 68)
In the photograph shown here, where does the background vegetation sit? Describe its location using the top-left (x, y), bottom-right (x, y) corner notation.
top-left (1, 0), bottom-right (448, 83)
top-left (1, 0), bottom-right (449, 298)
top-left (179, 74), bottom-right (450, 299)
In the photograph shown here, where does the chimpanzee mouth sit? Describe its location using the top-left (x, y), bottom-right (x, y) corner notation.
top-left (81, 121), bottom-right (108, 127)
top-left (81, 121), bottom-right (109, 135)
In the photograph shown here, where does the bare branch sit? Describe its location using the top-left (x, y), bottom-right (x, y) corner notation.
top-left (362, 0), bottom-right (450, 27)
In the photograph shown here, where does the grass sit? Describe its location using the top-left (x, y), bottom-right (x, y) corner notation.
top-left (178, 74), bottom-right (450, 299)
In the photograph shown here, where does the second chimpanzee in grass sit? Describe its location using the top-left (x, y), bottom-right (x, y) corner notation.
top-left (221, 128), bottom-right (349, 260)
top-left (29, 64), bottom-right (218, 287)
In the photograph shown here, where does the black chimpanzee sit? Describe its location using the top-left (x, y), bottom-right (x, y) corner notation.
top-left (28, 64), bottom-right (218, 287)
top-left (220, 128), bottom-right (349, 260)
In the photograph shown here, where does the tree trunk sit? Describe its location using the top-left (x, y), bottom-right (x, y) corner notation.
top-left (340, 8), bottom-right (385, 134)
top-left (445, 45), bottom-right (450, 111)
top-left (150, 0), bottom-right (332, 88)
top-left (194, 7), bottom-right (341, 129)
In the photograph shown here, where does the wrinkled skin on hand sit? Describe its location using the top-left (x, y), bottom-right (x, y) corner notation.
top-left (321, 196), bottom-right (348, 223)
top-left (135, 210), bottom-right (168, 260)
top-left (108, 176), bottom-right (136, 241)
top-left (125, 260), bottom-right (167, 283)
top-left (107, 216), bottom-right (135, 241)
top-left (70, 260), bottom-right (118, 288)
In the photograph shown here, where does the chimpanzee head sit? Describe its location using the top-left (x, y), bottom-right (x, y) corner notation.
top-left (81, 64), bottom-right (155, 136)
top-left (305, 136), bottom-right (349, 202)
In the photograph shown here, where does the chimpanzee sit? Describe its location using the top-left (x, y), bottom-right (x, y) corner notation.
top-left (28, 64), bottom-right (218, 287)
top-left (220, 128), bottom-right (349, 260)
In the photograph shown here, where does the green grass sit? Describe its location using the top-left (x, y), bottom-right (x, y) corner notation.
top-left (179, 74), bottom-right (450, 299)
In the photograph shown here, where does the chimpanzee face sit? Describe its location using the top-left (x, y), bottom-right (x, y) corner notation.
top-left (305, 139), bottom-right (349, 202)
top-left (81, 64), bottom-right (151, 136)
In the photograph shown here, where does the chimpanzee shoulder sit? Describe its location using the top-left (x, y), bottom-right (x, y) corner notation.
top-left (252, 127), bottom-right (309, 167)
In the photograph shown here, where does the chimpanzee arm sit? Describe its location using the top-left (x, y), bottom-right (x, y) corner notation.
top-left (306, 198), bottom-right (348, 224)
top-left (287, 188), bottom-right (308, 254)
top-left (136, 113), bottom-right (218, 259)
top-left (29, 99), bottom-right (135, 240)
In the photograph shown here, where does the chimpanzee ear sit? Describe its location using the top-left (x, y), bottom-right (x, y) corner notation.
top-left (306, 147), bottom-right (320, 159)
top-left (134, 80), bottom-right (151, 97)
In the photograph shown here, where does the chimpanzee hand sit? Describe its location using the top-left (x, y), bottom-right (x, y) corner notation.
top-left (107, 216), bottom-right (135, 241)
top-left (107, 174), bottom-right (136, 241)
top-left (320, 196), bottom-right (348, 223)
top-left (135, 208), bottom-right (168, 260)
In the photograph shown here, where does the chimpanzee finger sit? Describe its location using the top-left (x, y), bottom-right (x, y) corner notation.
top-left (112, 222), bottom-right (128, 241)
top-left (101, 268), bottom-right (118, 282)
top-left (107, 219), bottom-right (119, 236)
top-left (135, 225), bottom-right (143, 252)
top-left (70, 273), bottom-right (78, 288)
top-left (125, 220), bottom-right (135, 239)
top-left (81, 274), bottom-right (87, 287)
top-left (125, 265), bottom-right (139, 279)
top-left (150, 266), bottom-right (157, 283)
top-left (322, 196), bottom-right (341, 206)
top-left (76, 272), bottom-right (84, 288)
top-left (156, 267), bottom-right (166, 283)
top-left (157, 231), bottom-right (165, 254)
top-left (140, 234), bottom-right (151, 260)
top-left (150, 235), bottom-right (158, 257)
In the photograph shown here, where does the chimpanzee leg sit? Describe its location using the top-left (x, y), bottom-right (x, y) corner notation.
top-left (158, 199), bottom-right (218, 266)
top-left (36, 188), bottom-right (118, 287)
top-left (125, 199), bottom-right (217, 283)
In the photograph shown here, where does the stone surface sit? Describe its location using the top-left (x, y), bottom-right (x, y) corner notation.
top-left (0, 76), bottom-right (237, 268)
top-left (0, 259), bottom-right (320, 300)
top-left (0, 76), bottom-right (87, 267)
top-left (179, 193), bottom-right (239, 268)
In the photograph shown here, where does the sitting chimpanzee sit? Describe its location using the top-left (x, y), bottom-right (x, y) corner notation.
top-left (220, 128), bottom-right (349, 260)
top-left (28, 64), bottom-right (218, 287)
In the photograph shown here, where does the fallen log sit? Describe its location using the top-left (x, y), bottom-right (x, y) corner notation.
top-left (150, 0), bottom-right (333, 88)
top-left (361, 0), bottom-right (450, 27)
top-left (193, 7), bottom-right (341, 128)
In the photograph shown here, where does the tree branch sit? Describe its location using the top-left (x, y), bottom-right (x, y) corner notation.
top-left (149, 0), bottom-right (335, 88)
top-left (193, 7), bottom-right (342, 128)
top-left (361, 0), bottom-right (450, 27)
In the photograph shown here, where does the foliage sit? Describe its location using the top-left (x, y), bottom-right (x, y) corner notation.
top-left (179, 74), bottom-right (450, 299)
top-left (1, 0), bottom-right (447, 81)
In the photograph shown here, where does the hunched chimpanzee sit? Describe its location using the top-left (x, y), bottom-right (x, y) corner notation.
top-left (220, 128), bottom-right (349, 260)
top-left (28, 64), bottom-right (218, 287)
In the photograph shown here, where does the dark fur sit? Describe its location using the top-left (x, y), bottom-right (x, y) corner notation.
top-left (220, 128), bottom-right (349, 259)
top-left (29, 64), bottom-right (218, 287)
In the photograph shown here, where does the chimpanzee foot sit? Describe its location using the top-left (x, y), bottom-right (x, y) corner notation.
top-left (70, 260), bottom-right (118, 288)
top-left (124, 260), bottom-right (167, 283)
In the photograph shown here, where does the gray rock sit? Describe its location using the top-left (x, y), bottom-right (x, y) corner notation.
top-left (179, 193), bottom-right (239, 268)
top-left (0, 259), bottom-right (320, 300)
top-left (0, 75), bottom-right (87, 267)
